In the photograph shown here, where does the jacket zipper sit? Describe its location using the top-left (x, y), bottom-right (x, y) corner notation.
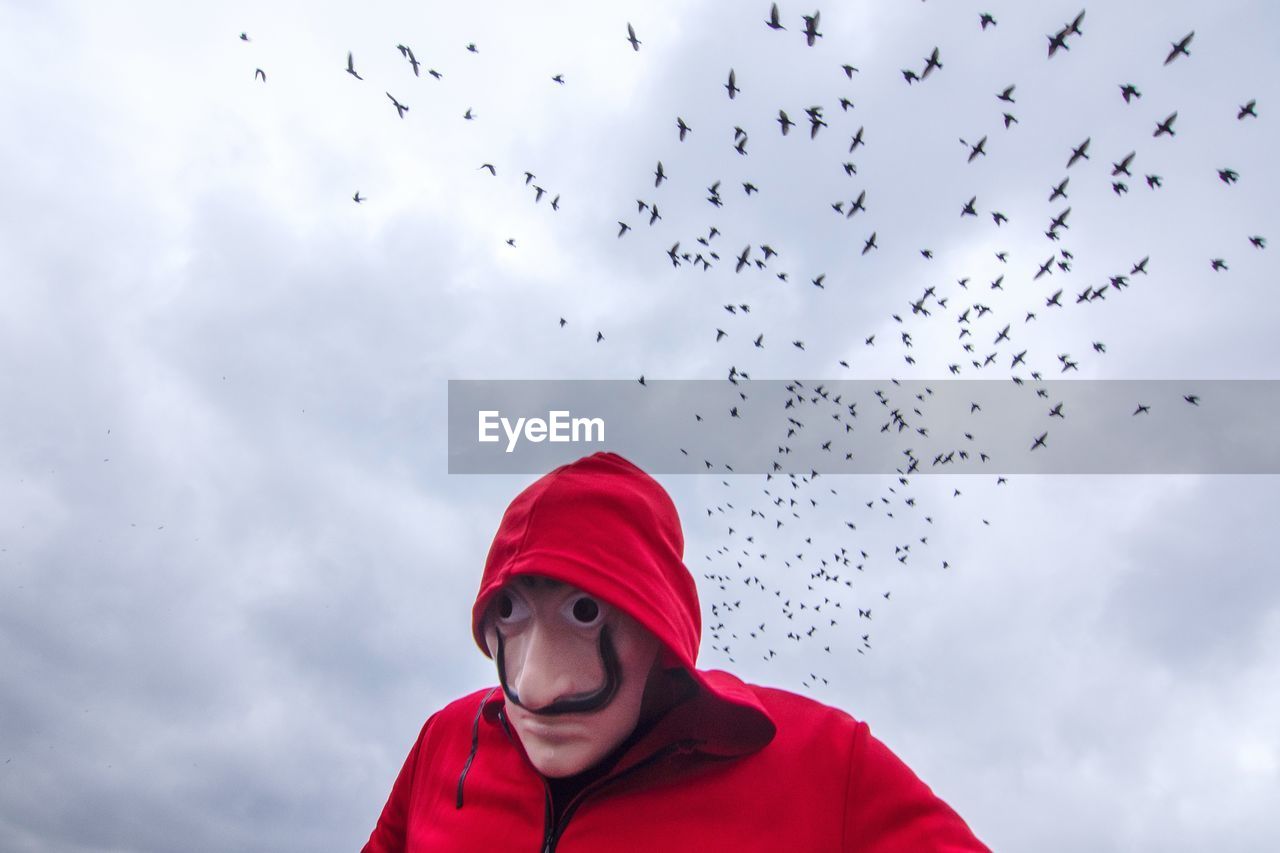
top-left (539, 739), bottom-right (695, 853)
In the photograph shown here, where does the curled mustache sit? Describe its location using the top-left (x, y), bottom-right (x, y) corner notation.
top-left (495, 625), bottom-right (620, 715)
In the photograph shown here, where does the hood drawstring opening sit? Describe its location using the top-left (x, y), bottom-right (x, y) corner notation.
top-left (456, 688), bottom-right (497, 809)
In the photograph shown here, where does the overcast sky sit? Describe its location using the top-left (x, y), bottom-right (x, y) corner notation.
top-left (1, 1), bottom-right (1278, 850)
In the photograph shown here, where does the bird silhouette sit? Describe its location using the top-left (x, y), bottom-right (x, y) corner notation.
top-left (1153, 112), bottom-right (1178, 137)
top-left (966, 136), bottom-right (987, 163)
top-left (1066, 138), bottom-right (1091, 168)
top-left (397, 44), bottom-right (420, 77)
top-left (802, 11), bottom-right (822, 46)
top-left (921, 48), bottom-right (942, 79)
top-left (1165, 31), bottom-right (1194, 65)
top-left (345, 51), bottom-right (363, 80)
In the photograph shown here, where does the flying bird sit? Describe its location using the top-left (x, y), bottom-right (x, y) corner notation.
top-left (979, 13), bottom-right (997, 29)
top-left (802, 11), bottom-right (822, 46)
top-left (1153, 112), bottom-right (1178, 137)
top-left (345, 51), bottom-right (363, 80)
top-left (766, 3), bottom-right (785, 30)
top-left (1237, 99), bottom-right (1258, 120)
top-left (387, 92), bottom-right (409, 118)
top-left (1047, 29), bottom-right (1070, 57)
top-left (626, 23), bottom-right (641, 51)
top-left (846, 190), bottom-right (866, 216)
top-left (655, 161), bottom-right (667, 187)
top-left (725, 68), bottom-right (739, 99)
top-left (966, 135), bottom-right (987, 163)
top-left (1164, 31), bottom-right (1194, 65)
top-left (1119, 83), bottom-right (1142, 103)
top-left (1066, 138), bottom-right (1091, 168)
top-left (1112, 151), bottom-right (1136, 176)
top-left (398, 44), bottom-right (421, 76)
top-left (677, 117), bottom-right (692, 140)
top-left (254, 68), bottom-right (266, 82)
top-left (921, 47), bottom-right (942, 79)
top-left (778, 109), bottom-right (794, 135)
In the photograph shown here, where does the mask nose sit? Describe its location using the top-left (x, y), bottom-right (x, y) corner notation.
top-left (510, 622), bottom-right (594, 712)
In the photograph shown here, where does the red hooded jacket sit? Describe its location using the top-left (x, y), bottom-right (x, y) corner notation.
top-left (363, 453), bottom-right (987, 852)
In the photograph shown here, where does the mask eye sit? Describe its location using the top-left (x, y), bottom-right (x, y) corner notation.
top-left (565, 594), bottom-right (604, 627)
top-left (493, 590), bottom-right (529, 624)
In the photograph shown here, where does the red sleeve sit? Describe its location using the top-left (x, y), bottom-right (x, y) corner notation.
top-left (361, 716), bottom-right (434, 853)
top-left (842, 722), bottom-right (989, 852)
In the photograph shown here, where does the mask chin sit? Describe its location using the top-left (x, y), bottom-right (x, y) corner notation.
top-left (496, 625), bottom-right (621, 715)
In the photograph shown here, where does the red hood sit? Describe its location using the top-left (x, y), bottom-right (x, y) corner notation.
top-left (471, 452), bottom-right (775, 755)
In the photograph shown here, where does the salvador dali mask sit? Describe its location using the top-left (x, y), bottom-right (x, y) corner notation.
top-left (483, 576), bottom-right (661, 778)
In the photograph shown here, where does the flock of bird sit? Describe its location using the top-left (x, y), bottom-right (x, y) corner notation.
top-left (237, 5), bottom-right (1266, 688)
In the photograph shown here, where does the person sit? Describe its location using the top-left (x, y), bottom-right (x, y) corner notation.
top-left (362, 452), bottom-right (987, 851)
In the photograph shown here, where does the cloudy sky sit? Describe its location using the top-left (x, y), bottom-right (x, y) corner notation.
top-left (1, 0), bottom-right (1277, 850)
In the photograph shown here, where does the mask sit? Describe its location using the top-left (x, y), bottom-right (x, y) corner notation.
top-left (483, 576), bottom-right (661, 778)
